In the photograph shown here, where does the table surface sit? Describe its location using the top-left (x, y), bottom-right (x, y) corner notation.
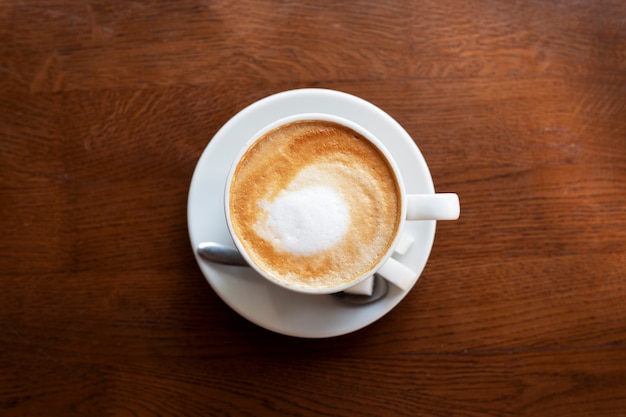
top-left (2, 1), bottom-right (626, 416)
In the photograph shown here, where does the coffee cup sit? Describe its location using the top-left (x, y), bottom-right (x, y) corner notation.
top-left (224, 113), bottom-right (459, 294)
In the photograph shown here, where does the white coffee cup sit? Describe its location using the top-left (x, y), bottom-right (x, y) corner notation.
top-left (224, 113), bottom-right (459, 294)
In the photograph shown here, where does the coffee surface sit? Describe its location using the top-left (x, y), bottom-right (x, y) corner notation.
top-left (229, 120), bottom-right (402, 289)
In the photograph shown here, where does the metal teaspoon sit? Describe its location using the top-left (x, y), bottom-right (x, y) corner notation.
top-left (196, 242), bottom-right (389, 305)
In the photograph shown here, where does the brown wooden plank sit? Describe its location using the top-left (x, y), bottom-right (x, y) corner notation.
top-left (2, 0), bottom-right (626, 416)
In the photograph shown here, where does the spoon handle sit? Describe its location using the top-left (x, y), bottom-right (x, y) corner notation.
top-left (197, 242), bottom-right (248, 266)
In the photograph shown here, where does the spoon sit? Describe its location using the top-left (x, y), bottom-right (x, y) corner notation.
top-left (197, 242), bottom-right (247, 266)
top-left (196, 242), bottom-right (389, 305)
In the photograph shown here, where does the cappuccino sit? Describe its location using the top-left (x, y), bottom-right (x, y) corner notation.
top-left (228, 120), bottom-right (402, 290)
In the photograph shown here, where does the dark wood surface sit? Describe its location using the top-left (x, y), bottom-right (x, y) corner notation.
top-left (2, 1), bottom-right (626, 416)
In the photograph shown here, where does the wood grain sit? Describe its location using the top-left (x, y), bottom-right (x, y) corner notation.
top-left (2, 0), bottom-right (626, 416)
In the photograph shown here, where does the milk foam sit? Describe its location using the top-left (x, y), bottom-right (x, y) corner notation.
top-left (256, 185), bottom-right (349, 255)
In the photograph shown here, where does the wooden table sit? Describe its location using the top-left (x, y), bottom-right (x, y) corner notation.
top-left (2, 1), bottom-right (625, 416)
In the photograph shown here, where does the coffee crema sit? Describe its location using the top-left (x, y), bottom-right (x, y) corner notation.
top-left (229, 120), bottom-right (402, 290)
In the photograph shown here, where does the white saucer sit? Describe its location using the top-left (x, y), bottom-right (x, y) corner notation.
top-left (187, 89), bottom-right (436, 338)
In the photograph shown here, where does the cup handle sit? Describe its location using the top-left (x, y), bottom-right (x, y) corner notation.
top-left (406, 193), bottom-right (460, 221)
top-left (377, 257), bottom-right (416, 291)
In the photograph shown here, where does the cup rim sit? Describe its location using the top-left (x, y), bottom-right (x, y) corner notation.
top-left (224, 113), bottom-right (408, 294)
